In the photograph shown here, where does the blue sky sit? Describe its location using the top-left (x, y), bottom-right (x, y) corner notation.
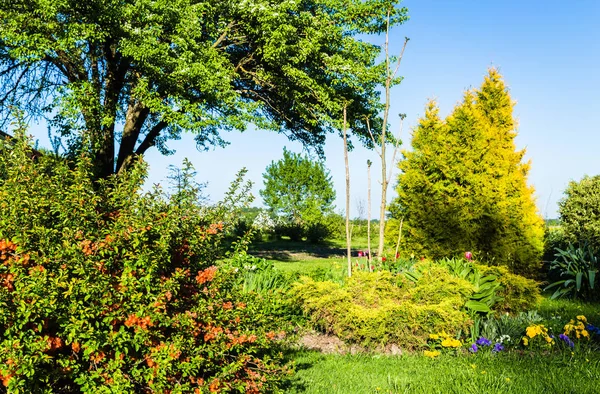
top-left (27, 0), bottom-right (599, 219)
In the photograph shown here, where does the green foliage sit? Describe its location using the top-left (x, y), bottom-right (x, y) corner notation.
top-left (437, 258), bottom-right (503, 315)
top-left (0, 0), bottom-right (408, 178)
top-left (389, 69), bottom-right (544, 276)
top-left (291, 269), bottom-right (473, 349)
top-left (261, 148), bottom-right (336, 243)
top-left (543, 225), bottom-right (569, 263)
top-left (477, 311), bottom-right (544, 347)
top-left (559, 175), bottom-right (600, 249)
top-left (545, 243), bottom-right (599, 301)
top-left (477, 265), bottom-right (541, 313)
top-left (0, 136), bottom-right (293, 392)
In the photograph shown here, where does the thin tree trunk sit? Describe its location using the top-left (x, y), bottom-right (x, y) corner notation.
top-left (376, 12), bottom-right (392, 261)
top-left (373, 13), bottom-right (408, 262)
top-left (394, 217), bottom-right (403, 262)
top-left (367, 160), bottom-right (373, 269)
top-left (343, 105), bottom-right (352, 277)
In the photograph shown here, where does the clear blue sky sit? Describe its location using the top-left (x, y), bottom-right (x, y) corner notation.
top-left (28, 0), bottom-right (599, 219)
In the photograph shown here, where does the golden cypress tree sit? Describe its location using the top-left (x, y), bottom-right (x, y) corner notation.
top-left (390, 69), bottom-right (544, 275)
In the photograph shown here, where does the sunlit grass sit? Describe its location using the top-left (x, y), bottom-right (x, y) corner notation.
top-left (285, 350), bottom-right (600, 393)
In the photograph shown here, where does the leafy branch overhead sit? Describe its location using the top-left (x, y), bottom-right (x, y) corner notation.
top-left (0, 0), bottom-right (408, 178)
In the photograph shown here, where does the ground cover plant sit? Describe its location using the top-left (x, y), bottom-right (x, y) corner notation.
top-left (290, 257), bottom-right (540, 349)
top-left (0, 135), bottom-right (294, 393)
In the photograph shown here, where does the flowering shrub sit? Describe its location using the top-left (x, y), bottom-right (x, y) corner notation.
top-left (0, 137), bottom-right (293, 392)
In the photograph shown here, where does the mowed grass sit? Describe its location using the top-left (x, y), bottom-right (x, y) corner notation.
top-left (272, 258), bottom-right (343, 274)
top-left (285, 350), bottom-right (600, 394)
top-left (252, 236), bottom-right (381, 275)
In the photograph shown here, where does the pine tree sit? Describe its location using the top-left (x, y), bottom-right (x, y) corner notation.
top-left (390, 69), bottom-right (544, 275)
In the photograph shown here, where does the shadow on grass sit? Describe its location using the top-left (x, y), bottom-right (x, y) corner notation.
top-left (280, 349), bottom-right (322, 393)
top-left (249, 239), bottom-right (347, 262)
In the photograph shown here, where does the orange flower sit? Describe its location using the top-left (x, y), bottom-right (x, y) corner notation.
top-left (196, 266), bottom-right (217, 284)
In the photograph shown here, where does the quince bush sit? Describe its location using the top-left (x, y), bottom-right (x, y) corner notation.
top-left (0, 136), bottom-right (292, 393)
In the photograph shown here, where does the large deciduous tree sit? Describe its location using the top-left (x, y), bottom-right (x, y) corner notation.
top-left (0, 0), bottom-right (408, 179)
top-left (389, 69), bottom-right (544, 275)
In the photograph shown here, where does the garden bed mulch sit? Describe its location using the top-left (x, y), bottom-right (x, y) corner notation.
top-left (298, 332), bottom-right (403, 355)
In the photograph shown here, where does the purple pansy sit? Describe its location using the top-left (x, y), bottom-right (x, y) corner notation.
top-left (559, 333), bottom-right (575, 349)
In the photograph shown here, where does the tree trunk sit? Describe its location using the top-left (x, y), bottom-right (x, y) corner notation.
top-left (394, 217), bottom-right (403, 262)
top-left (367, 160), bottom-right (373, 268)
top-left (343, 105), bottom-right (352, 277)
top-left (377, 14), bottom-right (392, 261)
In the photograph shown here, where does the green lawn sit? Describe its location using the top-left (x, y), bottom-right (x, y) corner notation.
top-left (284, 350), bottom-right (600, 393)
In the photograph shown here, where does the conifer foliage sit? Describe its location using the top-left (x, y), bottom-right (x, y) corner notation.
top-left (390, 69), bottom-right (544, 275)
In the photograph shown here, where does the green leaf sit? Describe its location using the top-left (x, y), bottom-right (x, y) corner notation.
top-left (465, 300), bottom-right (491, 313)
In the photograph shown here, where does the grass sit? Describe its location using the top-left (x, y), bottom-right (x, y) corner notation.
top-left (249, 237), bottom-right (600, 393)
top-left (272, 258), bottom-right (343, 274)
top-left (284, 350), bottom-right (600, 393)
top-left (537, 297), bottom-right (600, 322)
top-left (251, 236), bottom-right (385, 276)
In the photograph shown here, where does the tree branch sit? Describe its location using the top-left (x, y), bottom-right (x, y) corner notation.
top-left (116, 99), bottom-right (149, 172)
top-left (135, 120), bottom-right (168, 156)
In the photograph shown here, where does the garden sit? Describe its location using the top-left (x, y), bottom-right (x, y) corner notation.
top-left (0, 1), bottom-right (599, 393)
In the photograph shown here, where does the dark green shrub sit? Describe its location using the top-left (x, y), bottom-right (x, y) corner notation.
top-left (0, 136), bottom-right (292, 392)
top-left (559, 175), bottom-right (600, 249)
top-left (305, 222), bottom-right (330, 243)
top-left (274, 221), bottom-right (304, 241)
top-left (543, 225), bottom-right (569, 263)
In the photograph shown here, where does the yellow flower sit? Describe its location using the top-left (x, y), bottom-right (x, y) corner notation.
top-left (522, 337), bottom-right (529, 346)
top-left (505, 378), bottom-right (511, 382)
top-left (441, 338), bottom-right (461, 348)
top-left (471, 364), bottom-right (477, 369)
top-left (526, 325), bottom-right (543, 338)
top-left (439, 331), bottom-right (451, 340)
top-left (424, 350), bottom-right (440, 358)
top-left (429, 334), bottom-right (439, 340)
top-left (577, 315), bottom-right (587, 323)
